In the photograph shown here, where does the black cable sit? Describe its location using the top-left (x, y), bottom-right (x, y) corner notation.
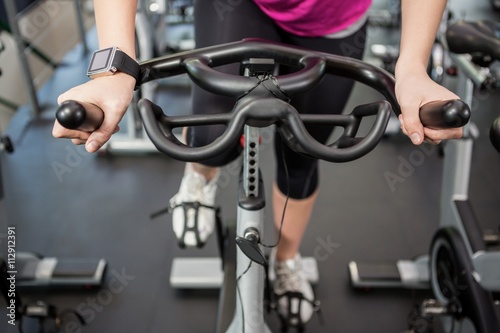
top-left (261, 76), bottom-right (291, 103)
top-left (236, 74), bottom-right (291, 103)
top-left (259, 74), bottom-right (291, 250)
top-left (236, 260), bottom-right (253, 333)
top-left (234, 73), bottom-right (293, 331)
top-left (271, 76), bottom-right (291, 102)
top-left (235, 75), bottom-right (267, 101)
top-left (260, 139), bottom-right (290, 249)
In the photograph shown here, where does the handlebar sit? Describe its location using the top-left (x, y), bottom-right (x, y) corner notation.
top-left (446, 20), bottom-right (500, 62)
top-left (444, 21), bottom-right (500, 152)
top-left (56, 39), bottom-right (471, 162)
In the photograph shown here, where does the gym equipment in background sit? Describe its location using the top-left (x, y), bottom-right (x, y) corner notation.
top-left (99, 0), bottom-right (194, 155)
top-left (15, 252), bottom-right (106, 289)
top-left (1, 127), bottom-right (107, 290)
top-left (1, 259), bottom-right (86, 333)
top-left (349, 19), bottom-right (500, 333)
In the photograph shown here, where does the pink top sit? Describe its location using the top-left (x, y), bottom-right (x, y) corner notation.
top-left (253, 0), bottom-right (372, 37)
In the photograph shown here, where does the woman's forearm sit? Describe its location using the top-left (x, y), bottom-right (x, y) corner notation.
top-left (93, 0), bottom-right (138, 59)
top-left (396, 0), bottom-right (447, 76)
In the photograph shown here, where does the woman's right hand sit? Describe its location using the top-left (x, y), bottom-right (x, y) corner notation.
top-left (52, 73), bottom-right (136, 153)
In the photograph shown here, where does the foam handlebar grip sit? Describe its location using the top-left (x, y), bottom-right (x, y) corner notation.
top-left (419, 99), bottom-right (471, 129)
top-left (55, 100), bottom-right (104, 132)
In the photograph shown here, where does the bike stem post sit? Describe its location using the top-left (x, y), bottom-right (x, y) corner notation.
top-left (226, 60), bottom-right (274, 333)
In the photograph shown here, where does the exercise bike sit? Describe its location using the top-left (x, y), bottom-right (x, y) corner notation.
top-left (55, 39), bottom-right (469, 332)
top-left (348, 20), bottom-right (500, 333)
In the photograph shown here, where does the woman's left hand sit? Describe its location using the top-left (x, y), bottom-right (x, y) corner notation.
top-left (395, 66), bottom-right (464, 145)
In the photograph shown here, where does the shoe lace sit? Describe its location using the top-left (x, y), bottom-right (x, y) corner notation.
top-left (274, 261), bottom-right (303, 294)
top-left (170, 173), bottom-right (207, 206)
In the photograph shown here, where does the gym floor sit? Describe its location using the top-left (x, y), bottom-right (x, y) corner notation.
top-left (1, 1), bottom-right (500, 332)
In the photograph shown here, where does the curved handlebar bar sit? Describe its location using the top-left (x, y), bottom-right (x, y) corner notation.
top-left (444, 21), bottom-right (500, 152)
top-left (56, 39), bottom-right (471, 162)
top-left (446, 20), bottom-right (500, 61)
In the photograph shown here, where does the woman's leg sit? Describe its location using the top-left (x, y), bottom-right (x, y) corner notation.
top-left (273, 184), bottom-right (319, 261)
top-left (266, 22), bottom-right (368, 330)
top-left (273, 24), bottom-right (368, 260)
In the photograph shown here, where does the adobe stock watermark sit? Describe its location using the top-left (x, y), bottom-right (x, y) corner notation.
top-left (469, 83), bottom-right (496, 116)
top-left (51, 144), bottom-right (90, 182)
top-left (313, 235), bottom-right (341, 262)
top-left (405, 309), bottom-right (431, 333)
top-left (60, 267), bottom-right (136, 333)
top-left (339, 28), bottom-right (367, 59)
top-left (244, 297), bottom-right (268, 331)
top-left (384, 143), bottom-right (437, 193)
top-left (404, 278), bottom-right (469, 333)
top-left (18, 0), bottom-right (67, 40)
top-left (213, 0), bottom-right (243, 21)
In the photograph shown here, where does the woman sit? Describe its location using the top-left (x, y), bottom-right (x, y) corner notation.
top-left (53, 0), bottom-right (462, 329)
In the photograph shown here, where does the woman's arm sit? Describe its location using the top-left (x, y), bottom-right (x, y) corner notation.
top-left (53, 0), bottom-right (138, 153)
top-left (94, 0), bottom-right (137, 56)
top-left (395, 0), bottom-right (463, 145)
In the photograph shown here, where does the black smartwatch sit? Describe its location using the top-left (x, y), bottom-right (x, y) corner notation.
top-left (87, 47), bottom-right (140, 84)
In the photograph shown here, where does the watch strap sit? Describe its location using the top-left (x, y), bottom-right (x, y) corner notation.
top-left (112, 49), bottom-right (141, 83)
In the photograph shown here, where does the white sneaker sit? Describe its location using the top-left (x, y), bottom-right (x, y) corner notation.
top-left (169, 165), bottom-right (219, 247)
top-left (269, 249), bottom-right (316, 330)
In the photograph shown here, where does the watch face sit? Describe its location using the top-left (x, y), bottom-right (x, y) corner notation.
top-left (88, 47), bottom-right (115, 72)
top-left (87, 46), bottom-right (138, 82)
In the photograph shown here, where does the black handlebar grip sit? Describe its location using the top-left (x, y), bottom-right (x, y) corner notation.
top-left (56, 101), bottom-right (86, 129)
top-left (419, 99), bottom-right (471, 129)
top-left (55, 100), bottom-right (104, 132)
top-left (490, 117), bottom-right (500, 154)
